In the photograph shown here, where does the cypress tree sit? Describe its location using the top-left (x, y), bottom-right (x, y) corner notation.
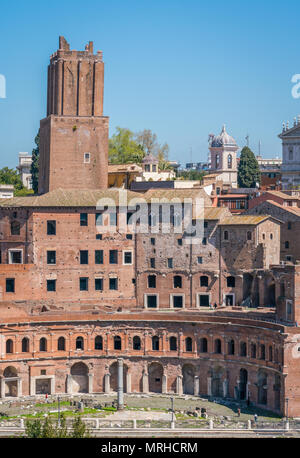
top-left (31, 130), bottom-right (40, 194)
top-left (237, 146), bottom-right (261, 188)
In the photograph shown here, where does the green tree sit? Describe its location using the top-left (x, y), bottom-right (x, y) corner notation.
top-left (109, 127), bottom-right (145, 164)
top-left (31, 130), bottom-right (40, 194)
top-left (0, 167), bottom-right (23, 191)
top-left (237, 146), bottom-right (261, 188)
top-left (136, 129), bottom-right (169, 161)
top-left (177, 170), bottom-right (206, 181)
top-left (24, 418), bottom-right (42, 438)
top-left (24, 415), bottom-right (90, 438)
top-left (70, 416), bottom-right (90, 438)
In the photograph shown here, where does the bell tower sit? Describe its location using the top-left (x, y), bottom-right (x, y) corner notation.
top-left (38, 36), bottom-right (108, 194)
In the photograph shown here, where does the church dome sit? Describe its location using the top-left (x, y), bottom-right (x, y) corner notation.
top-left (210, 125), bottom-right (237, 148)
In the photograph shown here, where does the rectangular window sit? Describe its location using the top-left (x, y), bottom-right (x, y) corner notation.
top-left (47, 251), bottom-right (56, 265)
top-left (148, 275), bottom-right (156, 288)
top-left (198, 256), bottom-right (203, 264)
top-left (202, 237), bottom-right (207, 245)
top-left (109, 212), bottom-right (117, 226)
top-left (95, 278), bottom-right (103, 291)
top-left (80, 277), bottom-right (89, 291)
top-left (84, 152), bottom-right (90, 163)
top-left (167, 258), bottom-right (173, 268)
top-left (47, 220), bottom-right (56, 235)
top-left (80, 250), bottom-right (89, 264)
top-left (95, 213), bottom-right (103, 226)
top-left (96, 234), bottom-right (102, 240)
top-left (109, 278), bottom-right (118, 290)
top-left (150, 258), bottom-right (155, 268)
top-left (151, 238), bottom-right (155, 246)
top-left (8, 250), bottom-right (22, 264)
top-left (126, 234), bottom-right (133, 240)
top-left (80, 213), bottom-right (88, 226)
top-left (173, 295), bottom-right (183, 308)
top-left (109, 250), bottom-right (118, 264)
top-left (95, 250), bottom-right (103, 264)
top-left (6, 278), bottom-right (15, 293)
top-left (177, 238), bottom-right (183, 246)
top-left (123, 251), bottom-right (132, 265)
top-left (147, 295), bottom-right (157, 308)
top-left (47, 279), bottom-right (56, 292)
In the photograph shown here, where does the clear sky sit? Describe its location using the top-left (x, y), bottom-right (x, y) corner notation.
top-left (1, 0), bottom-right (300, 168)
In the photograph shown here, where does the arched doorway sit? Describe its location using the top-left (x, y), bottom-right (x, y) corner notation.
top-left (148, 362), bottom-right (163, 393)
top-left (109, 362), bottom-right (128, 393)
top-left (211, 367), bottom-right (223, 397)
top-left (70, 362), bottom-right (89, 393)
top-left (3, 366), bottom-right (18, 397)
top-left (257, 370), bottom-right (268, 405)
top-left (239, 369), bottom-right (248, 400)
top-left (182, 364), bottom-right (195, 395)
top-left (274, 374), bottom-right (281, 411)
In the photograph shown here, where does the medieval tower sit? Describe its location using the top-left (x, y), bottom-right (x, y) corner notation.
top-left (38, 36), bottom-right (108, 194)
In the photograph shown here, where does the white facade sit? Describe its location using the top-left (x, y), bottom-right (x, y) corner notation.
top-left (17, 152), bottom-right (32, 189)
top-left (279, 117), bottom-right (300, 190)
top-left (0, 184), bottom-right (14, 199)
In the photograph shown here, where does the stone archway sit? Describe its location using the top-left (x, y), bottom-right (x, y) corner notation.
top-left (3, 366), bottom-right (18, 397)
top-left (109, 361), bottom-right (128, 393)
top-left (211, 367), bottom-right (224, 397)
top-left (257, 370), bottom-right (268, 405)
top-left (70, 362), bottom-right (89, 393)
top-left (182, 364), bottom-right (195, 395)
top-left (148, 362), bottom-right (163, 393)
top-left (239, 368), bottom-right (248, 400)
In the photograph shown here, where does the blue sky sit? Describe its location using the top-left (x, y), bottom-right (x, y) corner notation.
top-left (0, 0), bottom-right (300, 168)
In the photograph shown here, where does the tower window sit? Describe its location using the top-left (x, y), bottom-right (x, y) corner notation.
top-left (84, 152), bottom-right (90, 163)
top-left (47, 220), bottom-right (56, 235)
top-left (227, 154), bottom-right (232, 169)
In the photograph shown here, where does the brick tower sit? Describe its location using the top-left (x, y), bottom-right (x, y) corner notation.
top-left (38, 36), bottom-right (108, 194)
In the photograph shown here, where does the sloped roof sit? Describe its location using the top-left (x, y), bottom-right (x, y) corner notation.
top-left (219, 215), bottom-right (278, 225)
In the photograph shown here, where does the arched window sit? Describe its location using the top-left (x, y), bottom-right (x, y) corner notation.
top-left (148, 213), bottom-right (157, 227)
top-left (224, 230), bottom-right (229, 240)
top-left (216, 154), bottom-right (220, 169)
top-left (214, 339), bottom-right (222, 354)
top-left (22, 337), bottom-right (29, 352)
top-left (185, 337), bottom-right (193, 352)
top-left (173, 275), bottom-right (182, 288)
top-left (6, 339), bottom-right (13, 354)
top-left (169, 336), bottom-right (177, 351)
top-left (228, 339), bottom-right (235, 355)
top-left (95, 335), bottom-right (103, 350)
top-left (269, 346), bottom-right (273, 362)
top-left (152, 336), bottom-right (159, 351)
top-left (227, 276), bottom-right (235, 287)
top-left (114, 336), bottom-right (122, 350)
top-left (260, 344), bottom-right (265, 360)
top-left (58, 336), bottom-right (65, 351)
top-left (76, 336), bottom-right (84, 350)
top-left (39, 337), bottom-right (47, 352)
top-left (11, 221), bottom-right (20, 235)
top-left (200, 338), bottom-right (208, 353)
top-left (240, 341), bottom-right (247, 357)
top-left (227, 154), bottom-right (232, 169)
top-left (251, 343), bottom-right (256, 358)
top-left (200, 275), bottom-right (209, 287)
top-left (133, 336), bottom-right (141, 350)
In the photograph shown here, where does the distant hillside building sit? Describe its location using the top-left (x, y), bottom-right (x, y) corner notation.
top-left (17, 152), bottom-right (32, 189)
top-left (208, 125), bottom-right (238, 188)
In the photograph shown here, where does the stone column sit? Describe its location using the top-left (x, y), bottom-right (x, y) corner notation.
top-left (117, 358), bottom-right (124, 410)
top-left (194, 376), bottom-right (200, 396)
top-left (142, 369), bottom-right (149, 394)
top-left (88, 373), bottom-right (93, 394)
top-left (30, 377), bottom-right (35, 396)
top-left (17, 378), bottom-right (22, 397)
top-left (207, 377), bottom-right (212, 396)
top-left (50, 376), bottom-right (55, 395)
top-left (0, 378), bottom-right (5, 398)
top-left (66, 374), bottom-right (73, 394)
top-left (126, 371), bottom-right (131, 394)
top-left (104, 373), bottom-right (110, 393)
top-left (162, 374), bottom-right (168, 394)
top-left (176, 375), bottom-right (183, 395)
